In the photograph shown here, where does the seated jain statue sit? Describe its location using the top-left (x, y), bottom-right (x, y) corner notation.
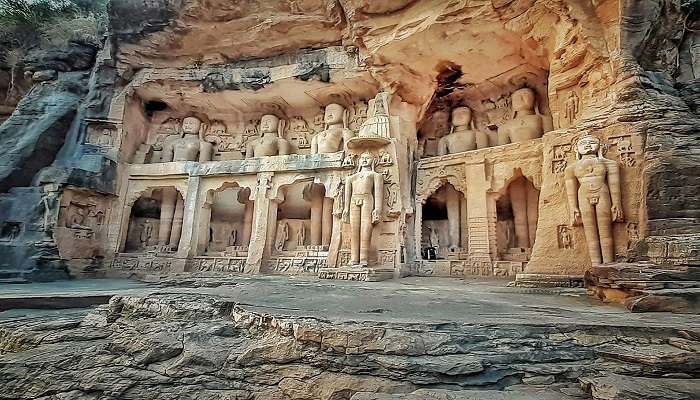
top-left (565, 134), bottom-right (624, 265)
top-left (497, 88), bottom-right (551, 145)
top-left (245, 114), bottom-right (292, 158)
top-left (311, 103), bottom-right (354, 154)
top-left (438, 106), bottom-right (488, 155)
top-left (342, 153), bottom-right (384, 268)
top-left (162, 116), bottom-right (213, 162)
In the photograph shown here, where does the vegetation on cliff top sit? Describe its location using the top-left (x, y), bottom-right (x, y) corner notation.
top-left (0, 0), bottom-right (107, 103)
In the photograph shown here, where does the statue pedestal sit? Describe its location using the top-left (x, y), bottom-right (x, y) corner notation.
top-left (318, 266), bottom-right (394, 282)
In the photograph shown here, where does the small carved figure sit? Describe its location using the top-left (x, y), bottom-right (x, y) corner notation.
top-left (429, 226), bottom-right (440, 252)
top-left (379, 151), bottom-right (393, 165)
top-left (497, 88), bottom-right (550, 145)
top-left (3, 223), bottom-right (20, 241)
top-left (311, 103), bottom-right (354, 154)
top-left (243, 120), bottom-right (259, 137)
top-left (245, 114), bottom-right (293, 157)
top-left (342, 153), bottom-right (384, 267)
top-left (39, 187), bottom-right (59, 233)
top-left (98, 128), bottom-right (113, 146)
top-left (161, 116), bottom-right (213, 162)
top-left (564, 91), bottom-right (579, 124)
top-left (140, 220), bottom-right (153, 246)
top-left (342, 153), bottom-right (356, 168)
top-left (275, 221), bottom-right (289, 252)
top-left (565, 134), bottom-right (624, 265)
top-left (558, 225), bottom-right (572, 249)
top-left (438, 106), bottom-right (489, 154)
top-left (228, 228), bottom-right (238, 246)
top-left (69, 207), bottom-right (91, 230)
top-left (350, 102), bottom-right (368, 131)
top-left (297, 224), bottom-right (306, 247)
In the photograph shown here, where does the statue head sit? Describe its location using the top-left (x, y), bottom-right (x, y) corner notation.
top-left (357, 152), bottom-right (376, 170)
top-left (511, 88), bottom-right (536, 112)
top-left (576, 134), bottom-right (602, 158)
top-left (260, 114), bottom-right (280, 134)
top-left (324, 103), bottom-right (345, 126)
top-left (451, 107), bottom-right (472, 128)
top-left (182, 116), bottom-right (202, 135)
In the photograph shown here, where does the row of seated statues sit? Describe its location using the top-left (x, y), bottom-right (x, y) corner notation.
top-left (437, 87), bottom-right (552, 155)
top-left (150, 93), bottom-right (391, 163)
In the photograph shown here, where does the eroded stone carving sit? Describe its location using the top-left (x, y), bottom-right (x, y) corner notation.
top-left (565, 135), bottom-right (624, 265)
top-left (311, 103), bottom-right (354, 154)
top-left (342, 153), bottom-right (384, 267)
top-left (246, 114), bottom-right (292, 157)
top-left (162, 116), bottom-right (214, 162)
top-left (438, 107), bottom-right (488, 154)
top-left (497, 88), bottom-right (549, 145)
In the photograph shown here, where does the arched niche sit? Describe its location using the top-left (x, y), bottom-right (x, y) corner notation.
top-left (124, 187), bottom-right (185, 253)
top-left (420, 182), bottom-right (467, 260)
top-left (199, 182), bottom-right (253, 256)
top-left (493, 173), bottom-right (540, 262)
top-left (271, 181), bottom-right (313, 254)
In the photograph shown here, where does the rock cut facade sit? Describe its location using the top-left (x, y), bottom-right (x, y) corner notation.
top-left (2, 0), bottom-right (697, 287)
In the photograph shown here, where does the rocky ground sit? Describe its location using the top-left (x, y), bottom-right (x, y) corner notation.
top-left (0, 276), bottom-right (698, 399)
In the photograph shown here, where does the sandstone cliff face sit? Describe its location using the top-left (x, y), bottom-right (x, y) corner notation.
top-left (0, 0), bottom-right (697, 282)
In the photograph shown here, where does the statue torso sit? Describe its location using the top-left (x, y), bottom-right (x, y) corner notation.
top-left (350, 171), bottom-right (378, 196)
top-left (445, 130), bottom-right (477, 153)
top-left (251, 135), bottom-right (282, 157)
top-left (173, 135), bottom-right (201, 161)
top-left (502, 114), bottom-right (543, 143)
top-left (573, 158), bottom-right (609, 194)
top-left (315, 127), bottom-right (344, 153)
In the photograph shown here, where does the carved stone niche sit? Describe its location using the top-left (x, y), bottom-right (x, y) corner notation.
top-left (54, 189), bottom-right (110, 260)
top-left (85, 119), bottom-right (120, 151)
top-left (0, 222), bottom-right (21, 242)
top-left (494, 174), bottom-right (540, 264)
top-left (418, 66), bottom-right (553, 158)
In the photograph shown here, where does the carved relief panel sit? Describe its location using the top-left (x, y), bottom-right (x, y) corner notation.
top-left (85, 119), bottom-right (121, 154)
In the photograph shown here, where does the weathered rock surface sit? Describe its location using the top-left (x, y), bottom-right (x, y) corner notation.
top-left (0, 287), bottom-right (698, 399)
top-left (23, 43), bottom-right (99, 74)
top-left (0, 73), bottom-right (88, 192)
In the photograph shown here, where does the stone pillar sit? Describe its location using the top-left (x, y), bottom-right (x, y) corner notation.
top-left (245, 173), bottom-right (273, 274)
top-left (242, 200), bottom-right (254, 245)
top-left (527, 184), bottom-right (539, 248)
top-left (264, 200), bottom-right (279, 258)
top-left (196, 201), bottom-right (212, 255)
top-left (176, 176), bottom-right (201, 258)
top-left (158, 187), bottom-right (177, 246)
top-left (460, 196), bottom-right (469, 249)
top-left (117, 204), bottom-right (132, 253)
top-left (168, 195), bottom-right (184, 249)
top-left (445, 185), bottom-right (461, 249)
top-left (310, 191), bottom-right (323, 246)
top-left (465, 160), bottom-right (492, 265)
top-left (322, 197), bottom-right (333, 247)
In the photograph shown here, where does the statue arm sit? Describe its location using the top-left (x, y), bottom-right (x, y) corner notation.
top-left (279, 140), bottom-right (292, 155)
top-left (497, 127), bottom-right (510, 146)
top-left (564, 165), bottom-right (581, 226)
top-left (199, 142), bottom-right (213, 162)
top-left (607, 160), bottom-right (624, 221)
top-left (161, 142), bottom-right (174, 162)
top-left (343, 178), bottom-right (352, 222)
top-left (373, 173), bottom-right (384, 223)
top-left (437, 137), bottom-right (448, 156)
top-left (310, 135), bottom-right (318, 154)
top-left (245, 141), bottom-right (254, 159)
